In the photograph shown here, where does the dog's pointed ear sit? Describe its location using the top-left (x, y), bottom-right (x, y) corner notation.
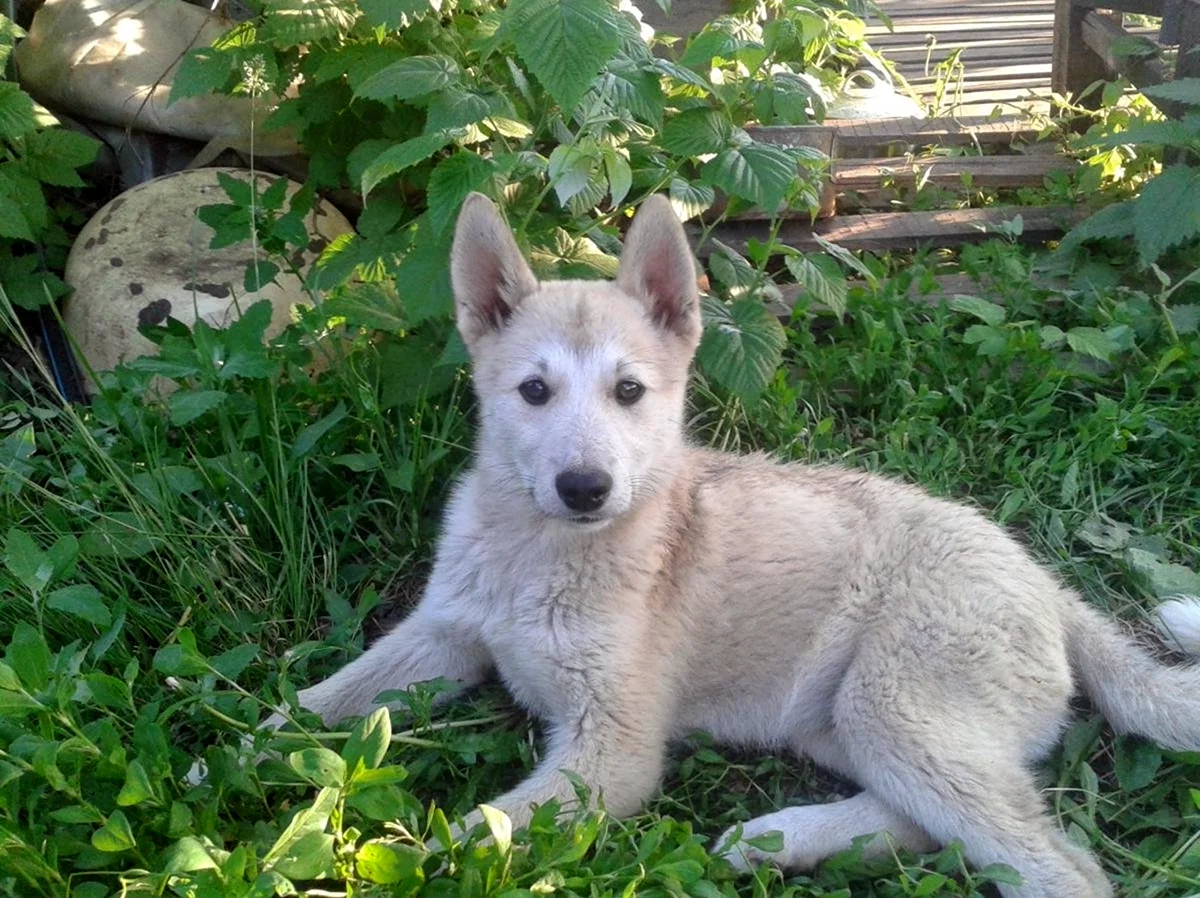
top-left (617, 195), bottom-right (701, 343)
top-left (451, 192), bottom-right (539, 346)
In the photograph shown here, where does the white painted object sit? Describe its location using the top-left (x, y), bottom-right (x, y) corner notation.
top-left (825, 68), bottom-right (926, 120)
top-left (14, 0), bottom-right (299, 156)
top-left (62, 167), bottom-right (353, 390)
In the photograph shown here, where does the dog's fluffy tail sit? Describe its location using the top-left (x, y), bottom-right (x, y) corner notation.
top-left (1067, 596), bottom-right (1200, 751)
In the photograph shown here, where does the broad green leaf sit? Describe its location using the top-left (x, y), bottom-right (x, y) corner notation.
top-left (680, 27), bottom-right (744, 68)
top-left (654, 860), bottom-right (704, 884)
top-left (1143, 77), bottom-right (1200, 107)
top-left (19, 128), bottom-right (100, 186)
top-left (117, 759), bottom-right (157, 806)
top-left (358, 0), bottom-right (433, 29)
top-left (169, 49), bottom-right (235, 105)
top-left (263, 786), bottom-right (339, 867)
top-left (323, 282), bottom-right (407, 333)
top-left (261, 0), bottom-right (358, 46)
top-left (1168, 303), bottom-right (1200, 335)
top-left (164, 836), bottom-right (220, 874)
top-left (549, 144), bottom-right (599, 206)
top-left (668, 179), bottom-right (715, 221)
top-left (0, 82), bottom-right (37, 139)
top-left (949, 294), bottom-right (1007, 326)
top-left (0, 661), bottom-right (20, 692)
top-left (355, 55), bottom-right (461, 102)
top-left (785, 253), bottom-right (848, 319)
top-left (8, 621), bottom-right (50, 691)
top-left (92, 810), bottom-right (136, 853)
top-left (152, 642), bottom-right (208, 677)
top-left (209, 644), bottom-right (258, 680)
top-left (603, 147), bottom-right (632, 207)
top-left (46, 584), bottom-right (112, 627)
top-left (356, 841), bottom-right (426, 884)
top-left (662, 108), bottom-right (733, 157)
top-left (83, 672), bottom-right (132, 708)
top-left (502, 0), bottom-right (623, 113)
top-left (0, 168), bottom-right (47, 237)
top-left (425, 87), bottom-right (492, 134)
top-left (292, 402), bottom-right (349, 460)
top-left (289, 747), bottom-right (347, 787)
top-left (701, 143), bottom-right (797, 211)
top-left (1133, 166), bottom-right (1200, 264)
top-left (394, 227), bottom-right (455, 324)
top-left (379, 331), bottom-right (457, 409)
top-left (1059, 201), bottom-right (1135, 255)
top-left (696, 295), bottom-right (786, 399)
top-left (362, 132), bottom-right (457, 198)
top-left (1114, 735), bottom-right (1162, 791)
top-left (427, 152), bottom-right (496, 234)
top-left (5, 527), bottom-right (51, 596)
top-left (1066, 326), bottom-right (1119, 362)
top-left (168, 390), bottom-right (228, 425)
top-left (271, 830), bottom-right (336, 879)
top-left (345, 707), bottom-right (392, 773)
top-left (1124, 547), bottom-right (1200, 598)
top-left (51, 805), bottom-right (105, 824)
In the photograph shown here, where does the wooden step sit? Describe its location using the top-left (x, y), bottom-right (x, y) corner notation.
top-left (833, 153), bottom-right (1076, 190)
top-left (698, 205), bottom-right (1082, 254)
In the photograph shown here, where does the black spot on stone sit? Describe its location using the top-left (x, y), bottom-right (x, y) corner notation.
top-left (137, 298), bottom-right (172, 327)
top-left (84, 237), bottom-right (96, 250)
top-left (110, 257), bottom-right (124, 267)
top-left (182, 281), bottom-right (231, 299)
top-left (129, 283), bottom-right (144, 295)
top-left (97, 228), bottom-right (109, 246)
top-left (308, 237), bottom-right (329, 255)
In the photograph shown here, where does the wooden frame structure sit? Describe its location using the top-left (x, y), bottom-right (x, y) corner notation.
top-left (1053, 0), bottom-right (1200, 112)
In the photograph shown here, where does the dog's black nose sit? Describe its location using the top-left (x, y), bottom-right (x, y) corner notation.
top-left (555, 469), bottom-right (613, 513)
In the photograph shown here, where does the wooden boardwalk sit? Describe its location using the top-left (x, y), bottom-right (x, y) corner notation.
top-left (867, 0), bottom-right (1058, 116)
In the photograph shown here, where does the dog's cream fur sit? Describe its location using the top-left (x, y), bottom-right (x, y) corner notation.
top-left (290, 193), bottom-right (1200, 897)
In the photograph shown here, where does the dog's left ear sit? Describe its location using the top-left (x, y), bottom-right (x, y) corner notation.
top-left (451, 192), bottom-right (539, 347)
top-left (617, 195), bottom-right (701, 344)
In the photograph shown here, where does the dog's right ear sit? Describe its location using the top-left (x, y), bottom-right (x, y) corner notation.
top-left (451, 193), bottom-right (539, 346)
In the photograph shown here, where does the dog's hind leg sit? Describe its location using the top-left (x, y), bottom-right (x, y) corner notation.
top-left (718, 790), bottom-right (936, 872)
top-left (833, 665), bottom-right (1112, 898)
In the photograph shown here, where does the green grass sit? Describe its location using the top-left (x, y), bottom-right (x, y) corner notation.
top-left (1, 233), bottom-right (1199, 898)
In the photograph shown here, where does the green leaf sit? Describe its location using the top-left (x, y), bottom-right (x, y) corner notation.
top-left (696, 296), bottom-right (786, 399)
top-left (289, 748), bottom-right (347, 787)
top-left (1133, 166), bottom-right (1200, 264)
top-left (668, 179), bottom-right (715, 221)
top-left (292, 402), bottom-right (349, 459)
top-left (379, 333), bottom-right (458, 407)
top-left (271, 830), bottom-right (336, 879)
top-left (209, 644), bottom-right (258, 680)
top-left (244, 259), bottom-right (281, 293)
top-left (0, 82), bottom-right (37, 139)
top-left (1066, 326), bottom-right (1119, 362)
top-left (5, 527), bottom-right (51, 596)
top-left (264, 786), bottom-right (339, 867)
top-left (324, 282), bottom-right (408, 333)
top-left (8, 621), bottom-right (50, 691)
top-left (362, 132), bottom-right (457, 198)
top-left (701, 143), bottom-right (797, 211)
top-left (502, 0), bottom-right (623, 113)
top-left (51, 805), bottom-right (105, 824)
top-left (1059, 201), bottom-right (1135, 255)
top-left (1168, 303), bottom-right (1200, 335)
top-left (949, 294), bottom-right (1007, 326)
top-left (1114, 736), bottom-right (1162, 791)
top-left (345, 707), bottom-right (392, 773)
top-left (356, 841), bottom-right (426, 884)
top-left (261, 0), bottom-right (358, 46)
top-left (662, 108), bottom-right (733, 157)
top-left (169, 48), bottom-right (236, 105)
top-left (427, 153), bottom-right (496, 234)
top-left (168, 390), bottom-right (228, 425)
top-left (549, 144), bottom-right (600, 206)
top-left (785, 254), bottom-right (848, 319)
top-left (1124, 547), bottom-right (1200, 598)
top-left (92, 810), bottom-right (137, 853)
top-left (0, 189), bottom-right (37, 242)
top-left (395, 227), bottom-right (455, 324)
top-left (680, 27), bottom-right (745, 68)
top-left (164, 836), bottom-right (220, 874)
top-left (19, 128), bottom-right (100, 186)
top-left (355, 55), bottom-right (461, 102)
top-left (425, 87), bottom-right (493, 134)
top-left (117, 759), bottom-right (157, 806)
top-left (654, 860), bottom-right (705, 884)
top-left (46, 584), bottom-right (112, 627)
top-left (152, 642), bottom-right (208, 677)
top-left (358, 0), bottom-right (434, 29)
top-left (1142, 77), bottom-right (1200, 107)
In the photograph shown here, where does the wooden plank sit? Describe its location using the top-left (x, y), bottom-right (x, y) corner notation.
top-left (1080, 10), bottom-right (1169, 91)
top-left (826, 116), bottom-right (1043, 153)
top-left (833, 153), bottom-right (1076, 189)
top-left (695, 205), bottom-right (1082, 254)
top-left (1052, 0), bottom-right (1111, 104)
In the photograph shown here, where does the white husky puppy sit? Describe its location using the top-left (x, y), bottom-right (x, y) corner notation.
top-left (288, 192), bottom-right (1200, 898)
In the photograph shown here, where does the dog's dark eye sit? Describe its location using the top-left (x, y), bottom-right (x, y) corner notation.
top-left (519, 378), bottom-right (550, 405)
top-left (615, 379), bottom-right (645, 405)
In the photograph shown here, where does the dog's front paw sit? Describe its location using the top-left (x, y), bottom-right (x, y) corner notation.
top-left (715, 818), bottom-right (788, 873)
